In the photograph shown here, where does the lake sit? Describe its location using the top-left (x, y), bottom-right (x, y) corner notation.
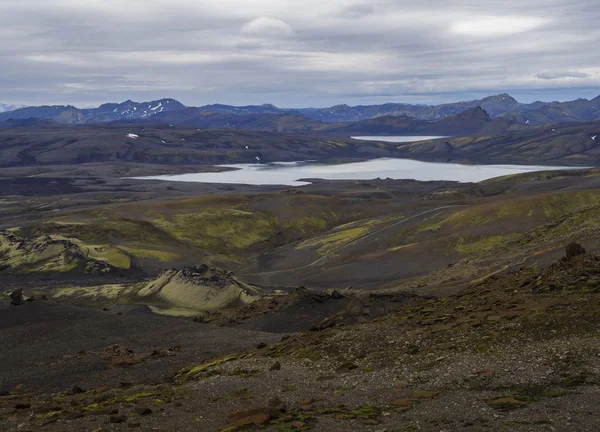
top-left (135, 159), bottom-right (573, 186)
top-left (134, 136), bottom-right (576, 186)
top-left (351, 135), bottom-right (448, 142)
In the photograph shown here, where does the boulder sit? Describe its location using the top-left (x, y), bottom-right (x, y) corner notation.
top-left (225, 397), bottom-right (286, 429)
top-left (110, 414), bottom-right (128, 423)
top-left (9, 289), bottom-right (24, 306)
top-left (336, 361), bottom-right (358, 373)
top-left (72, 385), bottom-right (85, 395)
top-left (63, 411), bottom-right (84, 420)
top-left (14, 401), bottom-right (31, 409)
top-left (566, 243), bottom-right (586, 259)
top-left (267, 397), bottom-right (286, 411)
top-left (134, 406), bottom-right (152, 416)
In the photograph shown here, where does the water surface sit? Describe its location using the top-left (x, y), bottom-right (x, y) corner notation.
top-left (135, 158), bottom-right (574, 187)
top-left (352, 135), bottom-right (447, 142)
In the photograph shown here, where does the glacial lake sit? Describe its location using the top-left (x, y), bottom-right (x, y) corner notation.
top-left (133, 136), bottom-right (577, 186)
top-left (351, 135), bottom-right (449, 142)
top-left (135, 162), bottom-right (574, 186)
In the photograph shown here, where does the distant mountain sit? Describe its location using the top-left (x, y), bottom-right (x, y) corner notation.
top-left (85, 99), bottom-right (186, 123)
top-left (0, 105), bottom-right (76, 122)
top-left (151, 109), bottom-right (330, 133)
top-left (0, 94), bottom-right (528, 125)
top-left (195, 103), bottom-right (282, 116)
top-left (292, 94), bottom-right (523, 122)
top-left (4, 93), bottom-right (600, 128)
top-left (151, 106), bottom-right (526, 137)
top-left (416, 94), bottom-right (523, 120)
top-left (503, 96), bottom-right (600, 125)
top-left (326, 107), bottom-right (526, 136)
top-left (159, 93), bottom-right (572, 124)
top-left (293, 103), bottom-right (426, 122)
top-left (0, 103), bottom-right (26, 113)
top-left (0, 99), bottom-right (185, 124)
top-left (391, 120), bottom-right (600, 166)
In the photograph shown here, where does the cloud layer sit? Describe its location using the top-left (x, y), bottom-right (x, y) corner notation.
top-left (2, 0), bottom-right (600, 107)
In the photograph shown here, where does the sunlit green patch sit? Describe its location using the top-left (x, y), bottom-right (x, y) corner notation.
top-left (119, 246), bottom-right (181, 262)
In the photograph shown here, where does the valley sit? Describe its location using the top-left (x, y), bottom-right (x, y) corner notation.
top-left (6, 0), bottom-right (600, 429)
top-left (4, 160), bottom-right (600, 431)
top-left (3, 95), bottom-right (600, 431)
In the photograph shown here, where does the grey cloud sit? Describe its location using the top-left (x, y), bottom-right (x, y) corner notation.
top-left (339, 3), bottom-right (377, 19)
top-left (537, 71), bottom-right (591, 80)
top-left (1, 0), bottom-right (600, 107)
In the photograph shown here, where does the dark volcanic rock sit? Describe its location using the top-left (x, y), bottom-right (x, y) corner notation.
top-left (225, 397), bottom-right (286, 429)
top-left (134, 406), bottom-right (152, 416)
top-left (566, 243), bottom-right (586, 259)
top-left (63, 410), bottom-right (84, 420)
top-left (10, 288), bottom-right (24, 306)
top-left (110, 414), bottom-right (128, 423)
top-left (72, 385), bottom-right (85, 394)
top-left (336, 361), bottom-right (358, 373)
top-left (14, 401), bottom-right (31, 409)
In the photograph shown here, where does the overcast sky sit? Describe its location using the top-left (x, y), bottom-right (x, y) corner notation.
top-left (2, 0), bottom-right (600, 107)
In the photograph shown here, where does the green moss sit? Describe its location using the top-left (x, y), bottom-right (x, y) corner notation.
top-left (297, 227), bottom-right (368, 255)
top-left (343, 405), bottom-right (381, 419)
top-left (35, 410), bottom-right (64, 420)
top-left (51, 284), bottom-right (125, 304)
top-left (119, 392), bottom-right (156, 403)
top-left (147, 305), bottom-right (207, 317)
top-left (416, 215), bottom-right (446, 232)
top-left (154, 208), bottom-right (277, 252)
top-left (223, 387), bottom-right (253, 401)
top-left (284, 214), bottom-right (334, 236)
top-left (178, 353), bottom-right (250, 380)
top-left (388, 242), bottom-right (417, 252)
top-left (69, 241), bottom-right (131, 269)
top-left (561, 374), bottom-right (587, 387)
top-left (83, 392), bottom-right (157, 411)
top-left (119, 246), bottom-right (181, 262)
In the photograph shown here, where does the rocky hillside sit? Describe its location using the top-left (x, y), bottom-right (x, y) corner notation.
top-left (0, 125), bottom-right (372, 167)
top-left (134, 265), bottom-right (259, 314)
top-left (504, 96), bottom-right (600, 125)
top-left (0, 231), bottom-right (112, 274)
top-left (390, 120), bottom-right (600, 165)
top-left (1, 118), bottom-right (594, 168)
top-left (4, 247), bottom-right (600, 431)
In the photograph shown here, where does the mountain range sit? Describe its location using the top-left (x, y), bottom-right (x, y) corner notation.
top-left (0, 99), bottom-right (184, 124)
top-left (2, 93), bottom-right (600, 127)
top-left (148, 106), bottom-right (526, 136)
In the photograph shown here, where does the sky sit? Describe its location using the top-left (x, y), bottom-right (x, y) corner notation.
top-left (2, 0), bottom-right (600, 108)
